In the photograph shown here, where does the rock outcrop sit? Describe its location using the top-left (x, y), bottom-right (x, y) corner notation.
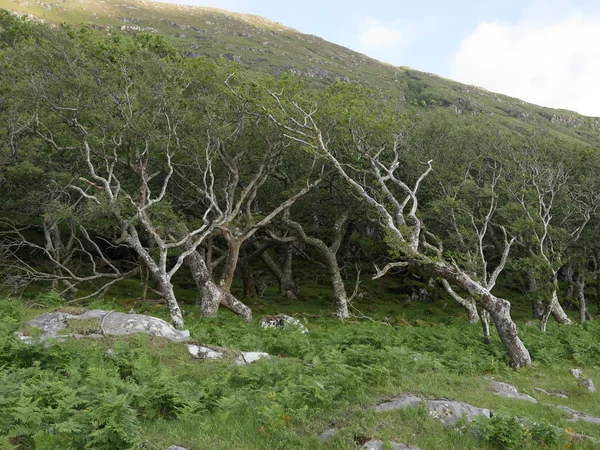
top-left (25, 309), bottom-right (190, 342)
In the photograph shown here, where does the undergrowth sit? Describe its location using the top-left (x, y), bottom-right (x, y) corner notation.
top-left (0, 298), bottom-right (598, 449)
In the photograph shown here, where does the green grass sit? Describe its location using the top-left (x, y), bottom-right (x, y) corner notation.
top-left (1, 291), bottom-right (599, 449)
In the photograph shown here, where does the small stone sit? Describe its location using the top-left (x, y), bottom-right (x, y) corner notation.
top-left (362, 440), bottom-right (420, 450)
top-left (533, 387), bottom-right (568, 399)
top-left (317, 428), bottom-right (336, 441)
top-left (556, 405), bottom-right (600, 424)
top-left (240, 351), bottom-right (270, 364)
top-left (490, 381), bottom-right (537, 403)
top-left (571, 368), bottom-right (583, 379)
top-left (582, 378), bottom-right (596, 393)
top-left (187, 345), bottom-right (223, 359)
top-left (167, 447), bottom-right (189, 450)
top-left (374, 395), bottom-right (422, 412)
top-left (258, 314), bottom-right (309, 334)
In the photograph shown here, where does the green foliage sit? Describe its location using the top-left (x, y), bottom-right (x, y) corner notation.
top-left (32, 291), bottom-right (65, 308)
top-left (474, 415), bottom-right (564, 449)
top-left (0, 10), bottom-right (32, 48)
top-left (1, 306), bottom-right (600, 449)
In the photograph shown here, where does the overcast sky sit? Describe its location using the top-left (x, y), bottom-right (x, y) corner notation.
top-left (155, 0), bottom-right (600, 117)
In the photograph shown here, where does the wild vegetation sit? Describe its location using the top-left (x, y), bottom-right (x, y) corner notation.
top-left (0, 9), bottom-right (600, 450)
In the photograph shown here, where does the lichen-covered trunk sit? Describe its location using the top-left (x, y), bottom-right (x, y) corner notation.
top-left (440, 279), bottom-right (479, 324)
top-left (183, 242), bottom-right (252, 322)
top-left (578, 280), bottom-right (587, 324)
top-left (155, 275), bottom-right (184, 329)
top-left (219, 238), bottom-right (242, 293)
top-left (480, 308), bottom-right (491, 344)
top-left (126, 229), bottom-right (184, 328)
top-left (562, 263), bottom-right (575, 302)
top-left (550, 272), bottom-right (572, 323)
top-left (575, 270), bottom-right (592, 323)
top-left (540, 287), bottom-right (572, 332)
top-left (324, 252), bottom-right (349, 319)
top-left (430, 260), bottom-right (531, 368)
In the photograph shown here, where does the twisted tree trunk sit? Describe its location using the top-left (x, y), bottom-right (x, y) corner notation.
top-left (540, 287), bottom-right (572, 332)
top-left (182, 239), bottom-right (252, 322)
top-left (125, 227), bottom-right (184, 328)
top-left (429, 260), bottom-right (531, 368)
top-left (284, 216), bottom-right (351, 318)
top-left (440, 279), bottom-right (479, 324)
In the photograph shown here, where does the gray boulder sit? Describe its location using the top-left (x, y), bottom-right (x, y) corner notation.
top-left (426, 399), bottom-right (492, 426)
top-left (236, 351), bottom-right (270, 365)
top-left (27, 310), bottom-right (189, 342)
top-left (490, 381), bottom-right (537, 403)
top-left (374, 395), bottom-right (422, 412)
top-left (258, 314), bottom-right (308, 334)
top-left (581, 378), bottom-right (596, 393)
top-left (187, 345), bottom-right (224, 359)
top-left (187, 345), bottom-right (270, 365)
top-left (570, 368), bottom-right (583, 378)
top-left (556, 405), bottom-right (600, 424)
top-left (374, 395), bottom-right (490, 425)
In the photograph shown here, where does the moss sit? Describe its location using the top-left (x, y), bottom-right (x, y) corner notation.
top-left (65, 317), bottom-right (102, 335)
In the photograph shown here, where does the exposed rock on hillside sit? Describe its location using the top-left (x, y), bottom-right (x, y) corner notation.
top-left (24, 309), bottom-right (190, 342)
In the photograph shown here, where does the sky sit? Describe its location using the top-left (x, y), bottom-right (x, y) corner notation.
top-left (155, 0), bottom-right (600, 116)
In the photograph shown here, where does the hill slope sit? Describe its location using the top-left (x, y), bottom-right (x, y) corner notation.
top-left (2, 0), bottom-right (600, 145)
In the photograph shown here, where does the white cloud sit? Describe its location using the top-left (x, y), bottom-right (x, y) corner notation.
top-left (450, 15), bottom-right (600, 117)
top-left (358, 18), bottom-right (404, 51)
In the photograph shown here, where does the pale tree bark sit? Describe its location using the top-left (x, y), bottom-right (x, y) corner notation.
top-left (179, 234), bottom-right (252, 321)
top-left (264, 97), bottom-right (531, 367)
top-left (68, 125), bottom-right (222, 328)
top-left (480, 309), bottom-right (491, 345)
top-left (512, 152), bottom-right (600, 330)
top-left (42, 217), bottom-right (79, 297)
top-left (430, 259), bottom-right (531, 368)
top-left (176, 137), bottom-right (324, 301)
top-left (540, 287), bottom-right (568, 333)
top-left (282, 209), bottom-right (352, 318)
top-left (575, 268), bottom-right (591, 324)
top-left (563, 263), bottom-right (575, 305)
top-left (441, 279), bottom-right (479, 324)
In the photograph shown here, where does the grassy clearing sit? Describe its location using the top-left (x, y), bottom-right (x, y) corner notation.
top-left (0, 292), bottom-right (599, 450)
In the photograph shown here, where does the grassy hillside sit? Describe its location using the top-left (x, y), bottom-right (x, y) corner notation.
top-left (2, 0), bottom-right (600, 147)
